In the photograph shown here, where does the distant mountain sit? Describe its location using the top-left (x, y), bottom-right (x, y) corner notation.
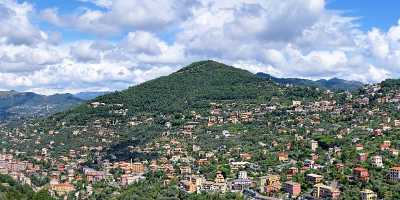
top-left (0, 91), bottom-right (84, 121)
top-left (256, 72), bottom-right (364, 91)
top-left (73, 91), bottom-right (111, 100)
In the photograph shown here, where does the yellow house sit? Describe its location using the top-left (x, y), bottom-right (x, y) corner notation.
top-left (360, 189), bottom-right (377, 200)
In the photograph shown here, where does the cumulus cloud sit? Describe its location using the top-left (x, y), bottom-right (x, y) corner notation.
top-left (41, 0), bottom-right (198, 35)
top-left (121, 31), bottom-right (163, 55)
top-left (224, 0), bottom-right (324, 42)
top-left (0, 43), bottom-right (64, 72)
top-left (368, 28), bottom-right (390, 59)
top-left (2, 0), bottom-right (400, 94)
top-left (0, 0), bottom-right (49, 45)
top-left (70, 41), bottom-right (102, 62)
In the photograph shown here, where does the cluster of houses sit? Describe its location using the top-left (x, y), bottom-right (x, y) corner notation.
top-left (3, 83), bottom-right (400, 199)
top-left (0, 150), bottom-right (148, 198)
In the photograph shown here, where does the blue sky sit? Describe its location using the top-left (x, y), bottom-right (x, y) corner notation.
top-left (327, 0), bottom-right (400, 31)
top-left (0, 0), bottom-right (400, 94)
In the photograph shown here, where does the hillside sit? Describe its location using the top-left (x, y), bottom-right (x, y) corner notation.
top-left (256, 72), bottom-right (364, 91)
top-left (53, 61), bottom-right (322, 125)
top-left (0, 174), bottom-right (54, 200)
top-left (3, 61), bottom-right (400, 199)
top-left (0, 91), bottom-right (83, 121)
top-left (21, 60), bottom-right (322, 156)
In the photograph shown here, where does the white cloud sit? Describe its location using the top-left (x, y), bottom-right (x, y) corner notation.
top-left (0, 42), bottom-right (64, 73)
top-left (2, 0), bottom-right (400, 94)
top-left (70, 41), bottom-right (101, 62)
top-left (121, 31), bottom-right (162, 55)
top-left (368, 28), bottom-right (390, 59)
top-left (0, 0), bottom-right (48, 45)
top-left (41, 0), bottom-right (198, 35)
top-left (367, 65), bottom-right (390, 82)
top-left (225, 0), bottom-right (324, 42)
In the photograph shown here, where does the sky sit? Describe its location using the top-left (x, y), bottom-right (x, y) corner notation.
top-left (0, 0), bottom-right (400, 94)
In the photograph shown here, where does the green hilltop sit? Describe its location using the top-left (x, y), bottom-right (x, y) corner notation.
top-left (26, 60), bottom-right (322, 156)
top-left (53, 60), bottom-right (320, 125)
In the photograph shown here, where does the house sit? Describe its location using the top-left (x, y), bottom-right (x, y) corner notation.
top-left (311, 153), bottom-right (319, 161)
top-left (277, 152), bottom-right (289, 162)
top-left (380, 141), bottom-right (391, 151)
top-left (360, 189), bottom-right (377, 200)
top-left (388, 166), bottom-right (400, 182)
top-left (180, 166), bottom-right (192, 175)
top-left (258, 176), bottom-right (268, 193)
top-left (240, 153), bottom-right (252, 161)
top-left (84, 169), bottom-right (106, 183)
top-left (208, 116), bottom-right (217, 127)
top-left (213, 171), bottom-right (227, 193)
top-left (118, 162), bottom-right (145, 174)
top-left (380, 143), bottom-right (390, 151)
top-left (264, 175), bottom-right (281, 193)
top-left (196, 159), bottom-right (209, 166)
top-left (215, 171), bottom-right (225, 183)
top-left (371, 156), bottom-right (383, 168)
top-left (181, 175), bottom-right (205, 193)
top-left (230, 171), bottom-right (253, 191)
top-left (353, 167), bottom-right (369, 182)
top-left (192, 145), bottom-right (201, 152)
top-left (180, 180), bottom-right (197, 193)
top-left (240, 112), bottom-right (253, 122)
top-left (372, 129), bottom-right (383, 136)
top-left (292, 101), bottom-right (302, 107)
top-left (311, 140), bottom-right (318, 152)
top-left (356, 144), bottom-right (364, 151)
top-left (312, 183), bottom-right (340, 200)
top-left (287, 167), bottom-right (298, 176)
top-left (335, 163), bottom-right (344, 170)
top-left (394, 119), bottom-right (400, 127)
top-left (390, 148), bottom-right (399, 156)
top-left (120, 174), bottom-right (145, 186)
top-left (51, 183), bottom-right (75, 195)
top-left (201, 181), bottom-right (219, 193)
top-left (161, 163), bottom-right (175, 174)
top-left (358, 152), bottom-right (368, 161)
top-left (284, 181), bottom-right (301, 198)
top-left (306, 174), bottom-right (323, 185)
top-left (230, 161), bottom-right (249, 171)
top-left (334, 146), bottom-right (342, 156)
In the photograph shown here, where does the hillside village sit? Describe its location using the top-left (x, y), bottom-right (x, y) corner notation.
top-left (1, 62), bottom-right (400, 199)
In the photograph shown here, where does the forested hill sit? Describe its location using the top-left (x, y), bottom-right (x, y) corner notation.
top-left (52, 60), bottom-right (322, 125)
top-left (95, 60), bottom-right (273, 112)
top-left (0, 91), bottom-right (83, 121)
top-left (19, 60), bottom-right (326, 156)
top-left (256, 72), bottom-right (364, 91)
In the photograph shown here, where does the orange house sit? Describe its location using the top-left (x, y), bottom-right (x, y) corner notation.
top-left (353, 167), bottom-right (369, 182)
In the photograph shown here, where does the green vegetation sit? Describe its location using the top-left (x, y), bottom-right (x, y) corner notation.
top-left (0, 174), bottom-right (54, 200)
top-left (24, 60), bottom-right (322, 156)
top-left (3, 60), bottom-right (400, 199)
top-left (0, 91), bottom-right (83, 121)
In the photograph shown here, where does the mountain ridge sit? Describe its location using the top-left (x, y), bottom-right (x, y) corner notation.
top-left (256, 72), bottom-right (364, 91)
top-left (0, 91), bottom-right (84, 121)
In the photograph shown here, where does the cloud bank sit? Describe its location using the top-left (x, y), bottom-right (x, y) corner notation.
top-left (0, 0), bottom-right (399, 94)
